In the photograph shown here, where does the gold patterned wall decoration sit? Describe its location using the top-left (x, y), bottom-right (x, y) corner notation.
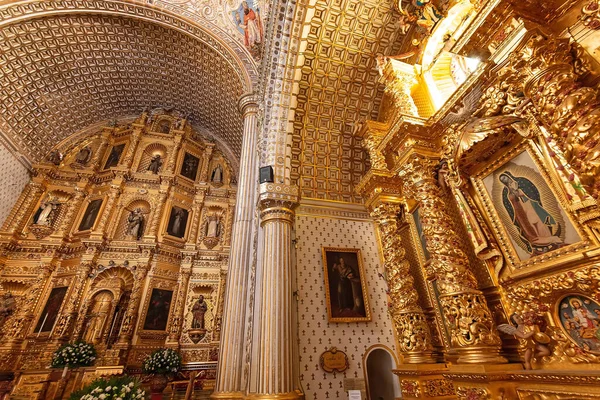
top-left (290, 0), bottom-right (409, 202)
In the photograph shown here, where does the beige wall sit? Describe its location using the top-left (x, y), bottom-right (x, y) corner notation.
top-left (295, 203), bottom-right (397, 400)
top-left (0, 141), bottom-right (29, 226)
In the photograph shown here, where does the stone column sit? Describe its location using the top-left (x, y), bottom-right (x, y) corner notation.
top-left (167, 262), bottom-right (192, 344)
top-left (398, 154), bottom-right (505, 364)
top-left (117, 263), bottom-right (150, 344)
top-left (213, 94), bottom-right (259, 399)
top-left (246, 200), bottom-right (301, 400)
top-left (53, 262), bottom-right (94, 339)
top-left (370, 201), bottom-right (436, 363)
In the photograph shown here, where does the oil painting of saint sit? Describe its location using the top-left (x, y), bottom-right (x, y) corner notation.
top-left (180, 152), bottom-right (199, 181)
top-left (232, 0), bottom-right (263, 55)
top-left (34, 287), bottom-right (68, 333)
top-left (143, 289), bottom-right (173, 331)
top-left (167, 206), bottom-right (189, 239)
top-left (322, 248), bottom-right (371, 322)
top-left (78, 199), bottom-right (103, 232)
top-left (558, 295), bottom-right (600, 354)
top-left (484, 151), bottom-right (581, 262)
top-left (103, 143), bottom-right (125, 169)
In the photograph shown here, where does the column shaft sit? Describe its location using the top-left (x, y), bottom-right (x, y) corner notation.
top-left (213, 94), bottom-right (259, 398)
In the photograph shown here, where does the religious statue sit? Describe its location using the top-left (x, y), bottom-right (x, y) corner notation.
top-left (397, 0), bottom-right (443, 33)
top-left (211, 164), bottom-right (223, 184)
top-left (498, 313), bottom-right (551, 370)
top-left (35, 197), bottom-right (60, 226)
top-left (83, 291), bottom-right (113, 345)
top-left (0, 293), bottom-right (16, 329)
top-left (191, 295), bottom-right (208, 330)
top-left (332, 257), bottom-right (363, 313)
top-left (125, 208), bottom-right (146, 240)
top-left (206, 216), bottom-right (221, 238)
top-left (74, 146), bottom-right (92, 165)
top-left (147, 154), bottom-right (163, 174)
top-left (47, 150), bottom-right (63, 166)
top-left (499, 171), bottom-right (564, 255)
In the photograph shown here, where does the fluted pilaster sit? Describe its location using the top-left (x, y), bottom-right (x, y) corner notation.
top-left (399, 154), bottom-right (505, 364)
top-left (370, 202), bottom-right (436, 363)
top-left (213, 93), bottom-right (260, 399)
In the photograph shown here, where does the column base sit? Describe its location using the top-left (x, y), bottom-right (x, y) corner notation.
top-left (211, 391), bottom-right (245, 400)
top-left (446, 363), bottom-right (523, 399)
top-left (393, 363), bottom-right (454, 399)
top-left (244, 390), bottom-right (304, 400)
top-left (455, 347), bottom-right (507, 364)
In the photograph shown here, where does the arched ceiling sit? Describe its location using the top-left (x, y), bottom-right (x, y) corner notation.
top-left (0, 8), bottom-right (251, 163)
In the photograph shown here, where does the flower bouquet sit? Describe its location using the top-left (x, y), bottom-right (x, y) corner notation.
top-left (51, 341), bottom-right (97, 369)
top-left (69, 375), bottom-right (145, 400)
top-left (142, 348), bottom-right (182, 396)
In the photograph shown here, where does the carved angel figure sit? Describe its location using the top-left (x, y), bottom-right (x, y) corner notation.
top-left (497, 313), bottom-right (551, 370)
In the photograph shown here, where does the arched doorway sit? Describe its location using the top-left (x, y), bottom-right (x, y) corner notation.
top-left (363, 345), bottom-right (402, 400)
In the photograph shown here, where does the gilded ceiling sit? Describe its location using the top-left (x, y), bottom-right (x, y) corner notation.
top-left (291, 0), bottom-right (407, 203)
top-left (0, 10), bottom-right (246, 162)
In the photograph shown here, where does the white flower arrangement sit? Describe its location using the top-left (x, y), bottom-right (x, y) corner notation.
top-left (70, 376), bottom-right (145, 400)
top-left (51, 341), bottom-right (97, 368)
top-left (142, 348), bottom-right (182, 375)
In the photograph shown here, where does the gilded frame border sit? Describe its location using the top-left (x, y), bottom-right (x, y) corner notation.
top-left (470, 140), bottom-right (592, 272)
top-left (321, 247), bottom-right (372, 323)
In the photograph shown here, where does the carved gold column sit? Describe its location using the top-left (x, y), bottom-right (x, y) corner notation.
top-left (213, 94), bottom-right (259, 399)
top-left (147, 185), bottom-right (169, 238)
top-left (52, 185), bottom-right (88, 238)
top-left (53, 262), bottom-right (94, 339)
top-left (370, 202), bottom-right (436, 363)
top-left (1, 180), bottom-right (45, 235)
top-left (246, 197), bottom-right (301, 400)
top-left (186, 190), bottom-right (205, 249)
top-left (167, 261), bottom-right (192, 345)
top-left (200, 144), bottom-right (215, 182)
top-left (92, 179), bottom-right (122, 238)
top-left (117, 263), bottom-right (150, 345)
top-left (121, 125), bottom-right (143, 168)
top-left (399, 154), bottom-right (505, 364)
top-left (89, 129), bottom-right (112, 170)
top-left (165, 133), bottom-right (183, 174)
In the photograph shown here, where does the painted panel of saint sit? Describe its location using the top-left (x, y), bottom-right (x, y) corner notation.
top-left (483, 150), bottom-right (581, 261)
top-left (78, 199), bottom-right (103, 231)
top-left (558, 295), bottom-right (600, 354)
top-left (103, 143), bottom-right (126, 169)
top-left (34, 287), bottom-right (68, 333)
top-left (232, 0), bottom-right (264, 54)
top-left (411, 207), bottom-right (431, 262)
top-left (180, 152), bottom-right (200, 181)
top-left (167, 206), bottom-right (189, 239)
top-left (322, 248), bottom-right (371, 322)
top-left (143, 289), bottom-right (173, 331)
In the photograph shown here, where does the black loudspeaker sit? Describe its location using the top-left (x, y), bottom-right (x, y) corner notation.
top-left (259, 166), bottom-right (274, 183)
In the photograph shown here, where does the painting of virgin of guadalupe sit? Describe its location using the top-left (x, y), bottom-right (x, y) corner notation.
top-left (483, 150), bottom-right (581, 261)
top-left (232, 0), bottom-right (263, 53)
top-left (558, 295), bottom-right (600, 354)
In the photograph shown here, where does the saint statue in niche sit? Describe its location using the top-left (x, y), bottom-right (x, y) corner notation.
top-left (499, 171), bottom-right (564, 255)
top-left (125, 208), bottom-right (146, 240)
top-left (84, 291), bottom-right (113, 344)
top-left (47, 150), bottom-right (63, 166)
top-left (211, 164), bottom-right (223, 184)
top-left (34, 197), bottom-right (60, 226)
top-left (191, 295), bottom-right (208, 330)
top-left (147, 154), bottom-right (163, 174)
top-left (74, 146), bottom-right (92, 165)
top-left (206, 216), bottom-right (221, 238)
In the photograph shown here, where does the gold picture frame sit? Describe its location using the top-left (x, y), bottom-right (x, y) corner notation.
top-left (321, 247), bottom-right (371, 323)
top-left (471, 141), bottom-right (591, 272)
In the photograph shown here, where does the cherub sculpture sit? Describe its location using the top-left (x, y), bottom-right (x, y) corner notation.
top-left (497, 312), bottom-right (551, 370)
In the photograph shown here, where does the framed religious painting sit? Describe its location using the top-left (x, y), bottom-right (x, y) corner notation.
top-left (34, 286), bottom-right (68, 334)
top-left (472, 142), bottom-right (588, 270)
top-left (166, 205), bottom-right (189, 239)
top-left (556, 294), bottom-right (600, 354)
top-left (103, 143), bottom-right (126, 170)
top-left (321, 247), bottom-right (371, 322)
top-left (77, 198), bottom-right (104, 232)
top-left (180, 152), bottom-right (200, 181)
top-left (142, 288), bottom-right (173, 331)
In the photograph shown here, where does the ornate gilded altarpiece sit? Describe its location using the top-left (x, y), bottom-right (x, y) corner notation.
top-left (0, 110), bottom-right (234, 397)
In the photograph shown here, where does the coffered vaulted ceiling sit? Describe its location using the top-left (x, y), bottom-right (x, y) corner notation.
top-left (291, 0), bottom-right (406, 203)
top-left (0, 11), bottom-right (247, 162)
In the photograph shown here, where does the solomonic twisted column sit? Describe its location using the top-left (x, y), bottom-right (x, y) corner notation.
top-left (370, 202), bottom-right (436, 363)
top-left (399, 155), bottom-right (505, 364)
top-left (213, 94), bottom-right (260, 399)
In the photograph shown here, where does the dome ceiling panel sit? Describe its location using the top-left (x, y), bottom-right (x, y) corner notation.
top-left (0, 13), bottom-right (245, 162)
top-left (291, 0), bottom-right (407, 203)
